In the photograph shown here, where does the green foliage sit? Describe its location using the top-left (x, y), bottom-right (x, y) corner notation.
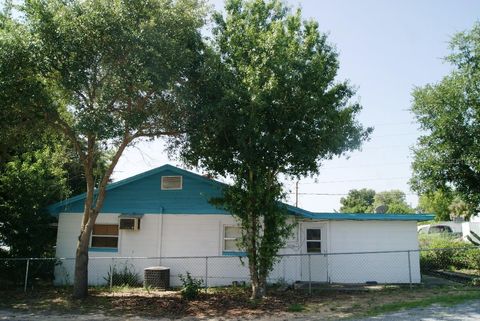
top-left (339, 188), bottom-right (375, 213)
top-left (339, 189), bottom-right (413, 214)
top-left (410, 23), bottom-right (480, 218)
top-left (177, 0), bottom-right (370, 298)
top-left (287, 303), bottom-right (305, 312)
top-left (448, 197), bottom-right (471, 220)
top-left (104, 263), bottom-right (142, 287)
top-left (22, 0), bottom-right (206, 141)
top-left (373, 190), bottom-right (414, 214)
top-left (2, 0), bottom-right (207, 297)
top-left (179, 272), bottom-right (203, 300)
top-left (417, 190), bottom-right (454, 221)
top-left (419, 235), bottom-right (480, 272)
top-left (0, 14), bottom-right (55, 164)
top-left (0, 146), bottom-right (68, 257)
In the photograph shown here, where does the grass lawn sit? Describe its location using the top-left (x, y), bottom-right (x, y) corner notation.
top-left (1, 284), bottom-right (480, 320)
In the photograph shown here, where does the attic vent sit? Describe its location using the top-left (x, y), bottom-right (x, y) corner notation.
top-left (161, 176), bottom-right (182, 190)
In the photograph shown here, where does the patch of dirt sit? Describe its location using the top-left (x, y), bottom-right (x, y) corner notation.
top-left (1, 285), bottom-right (479, 320)
top-left (97, 288), bottom-right (312, 319)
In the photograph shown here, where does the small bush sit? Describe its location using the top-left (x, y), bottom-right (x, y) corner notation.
top-left (179, 272), bottom-right (203, 300)
top-left (104, 263), bottom-right (141, 287)
top-left (287, 303), bottom-right (304, 312)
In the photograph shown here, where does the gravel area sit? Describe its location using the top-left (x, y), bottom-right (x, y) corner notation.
top-left (1, 300), bottom-right (480, 321)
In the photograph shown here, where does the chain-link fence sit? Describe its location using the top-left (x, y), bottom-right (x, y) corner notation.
top-left (1, 247), bottom-right (479, 293)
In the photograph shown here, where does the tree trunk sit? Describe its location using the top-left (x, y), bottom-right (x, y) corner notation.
top-left (71, 137), bottom-right (130, 299)
top-left (250, 274), bottom-right (266, 299)
top-left (73, 213), bottom-right (94, 299)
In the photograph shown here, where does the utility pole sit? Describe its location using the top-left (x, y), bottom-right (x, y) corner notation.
top-left (295, 180), bottom-right (299, 207)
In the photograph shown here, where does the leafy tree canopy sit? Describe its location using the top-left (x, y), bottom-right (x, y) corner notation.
top-left (410, 23), bottom-right (480, 217)
top-left (0, 12), bottom-right (110, 258)
top-left (339, 189), bottom-right (414, 214)
top-left (178, 0), bottom-right (370, 298)
top-left (373, 190), bottom-right (414, 214)
top-left (0, 146), bottom-right (66, 257)
top-left (415, 189), bottom-right (473, 221)
top-left (339, 188), bottom-right (375, 213)
top-left (2, 0), bottom-right (206, 298)
top-left (448, 196), bottom-right (471, 220)
top-left (417, 190), bottom-right (454, 221)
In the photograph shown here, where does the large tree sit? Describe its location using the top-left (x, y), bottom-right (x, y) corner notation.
top-left (177, 0), bottom-right (370, 299)
top-left (410, 23), bottom-right (480, 217)
top-left (373, 190), bottom-right (413, 214)
top-left (417, 190), bottom-right (454, 221)
top-left (339, 188), bottom-right (375, 213)
top-left (0, 13), bottom-right (93, 258)
top-left (339, 189), bottom-right (413, 214)
top-left (3, 0), bottom-right (206, 298)
top-left (0, 146), bottom-right (66, 258)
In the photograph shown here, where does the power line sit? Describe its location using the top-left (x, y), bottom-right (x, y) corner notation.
top-left (359, 144), bottom-right (412, 150)
top-left (373, 132), bottom-right (419, 138)
top-left (299, 177), bottom-right (410, 184)
top-left (287, 192), bottom-right (418, 196)
top-left (318, 161), bottom-right (411, 170)
top-left (374, 121), bottom-right (415, 126)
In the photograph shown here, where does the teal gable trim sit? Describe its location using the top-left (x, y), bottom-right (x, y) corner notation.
top-left (222, 251), bottom-right (247, 257)
top-left (89, 247), bottom-right (118, 253)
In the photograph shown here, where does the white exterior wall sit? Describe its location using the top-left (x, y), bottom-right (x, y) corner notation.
top-left (55, 214), bottom-right (421, 286)
top-left (326, 220), bottom-right (420, 283)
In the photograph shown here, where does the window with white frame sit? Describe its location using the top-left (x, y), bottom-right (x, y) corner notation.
top-left (306, 228), bottom-right (321, 253)
top-left (223, 226), bottom-right (242, 252)
top-left (91, 224), bottom-right (119, 249)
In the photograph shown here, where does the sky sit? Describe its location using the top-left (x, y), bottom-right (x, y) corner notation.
top-left (114, 0), bottom-right (480, 213)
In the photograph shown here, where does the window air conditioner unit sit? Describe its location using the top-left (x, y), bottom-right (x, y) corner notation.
top-left (119, 217), bottom-right (140, 230)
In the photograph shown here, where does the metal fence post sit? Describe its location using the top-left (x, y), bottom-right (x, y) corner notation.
top-left (205, 256), bottom-right (208, 290)
top-left (308, 254), bottom-right (312, 295)
top-left (325, 253), bottom-right (329, 283)
top-left (24, 259), bottom-right (30, 293)
top-left (110, 258), bottom-right (114, 290)
top-left (407, 250), bottom-right (412, 288)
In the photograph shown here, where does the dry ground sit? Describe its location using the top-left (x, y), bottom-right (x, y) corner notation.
top-left (1, 284), bottom-right (480, 320)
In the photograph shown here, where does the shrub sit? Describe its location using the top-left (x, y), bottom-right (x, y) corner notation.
top-left (464, 248), bottom-right (480, 271)
top-left (420, 234), bottom-right (480, 272)
top-left (179, 272), bottom-right (203, 300)
top-left (104, 263), bottom-right (141, 287)
top-left (287, 303), bottom-right (304, 312)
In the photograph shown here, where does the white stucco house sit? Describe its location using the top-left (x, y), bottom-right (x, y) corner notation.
top-left (48, 164), bottom-right (433, 286)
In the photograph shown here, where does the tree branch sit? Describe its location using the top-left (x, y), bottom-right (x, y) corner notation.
top-left (93, 132), bottom-right (134, 212)
top-left (45, 113), bottom-right (87, 166)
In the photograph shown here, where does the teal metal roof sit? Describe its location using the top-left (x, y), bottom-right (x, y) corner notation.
top-left (48, 164), bottom-right (434, 221)
top-left (284, 204), bottom-right (433, 221)
top-left (303, 212), bottom-right (434, 221)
